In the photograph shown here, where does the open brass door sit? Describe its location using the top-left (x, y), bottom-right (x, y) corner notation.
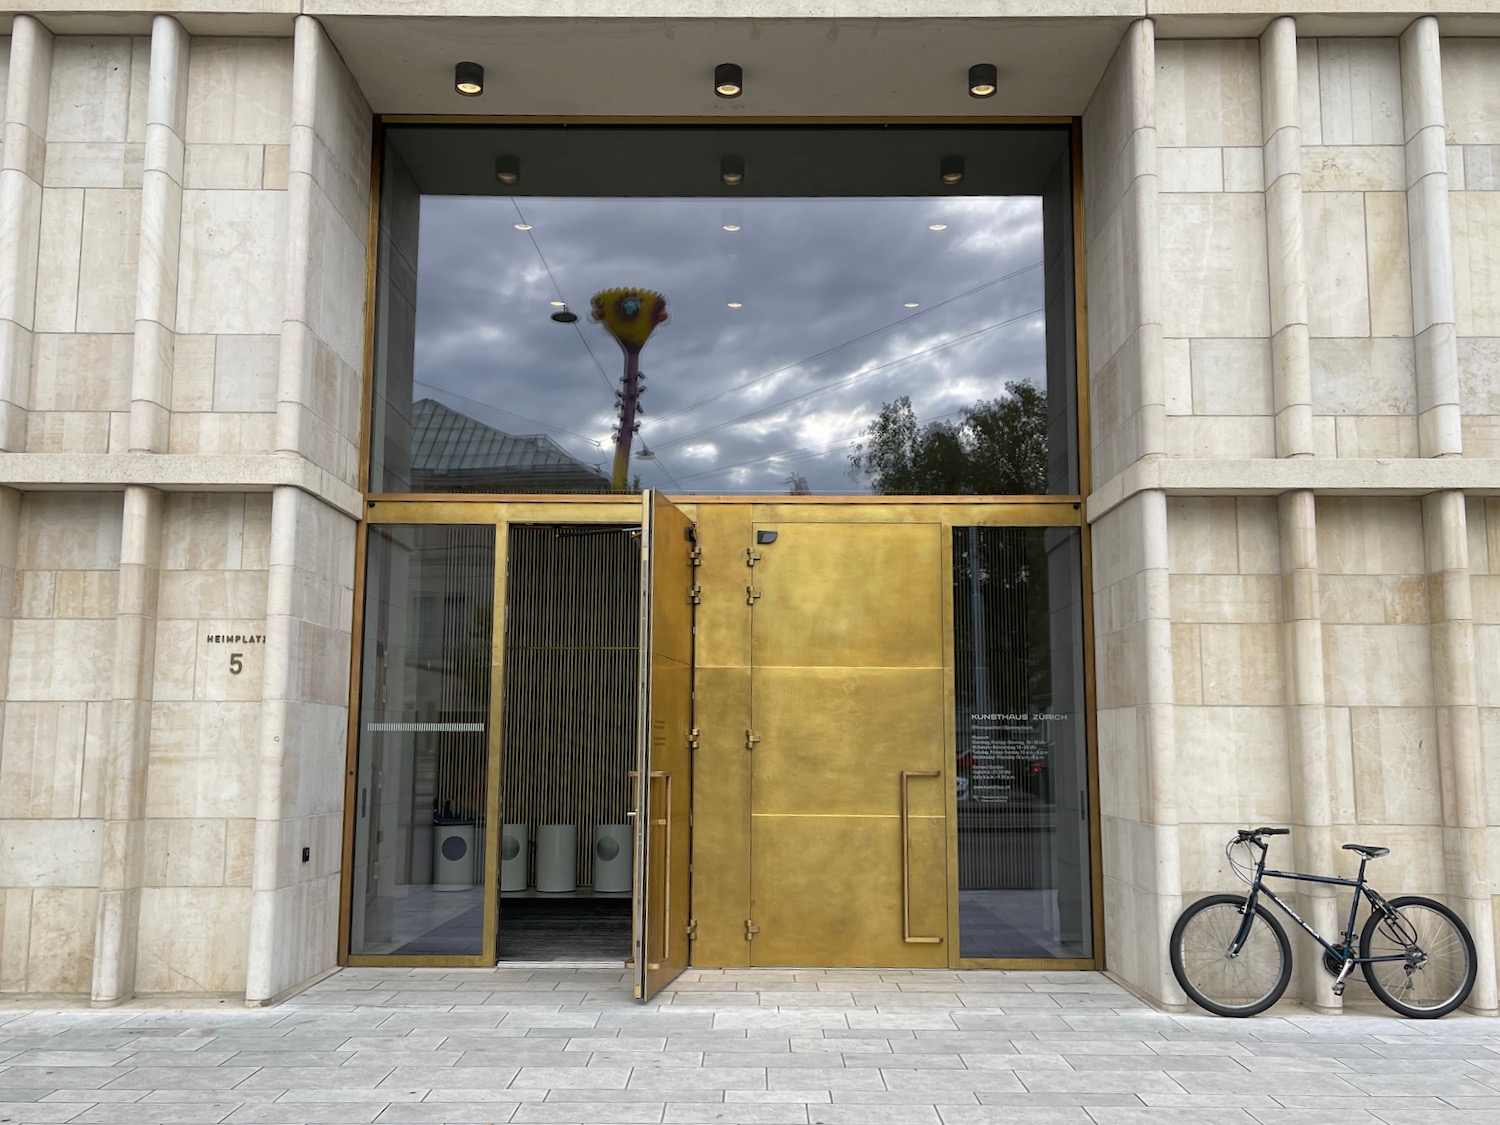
top-left (632, 491), bottom-right (696, 1000)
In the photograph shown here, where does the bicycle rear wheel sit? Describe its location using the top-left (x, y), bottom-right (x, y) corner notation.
top-left (1360, 896), bottom-right (1476, 1018)
top-left (1170, 893), bottom-right (1292, 1017)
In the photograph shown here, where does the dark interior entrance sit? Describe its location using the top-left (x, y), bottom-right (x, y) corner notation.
top-left (494, 524), bottom-right (640, 961)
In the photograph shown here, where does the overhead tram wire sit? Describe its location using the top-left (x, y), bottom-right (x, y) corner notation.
top-left (648, 261), bottom-right (1044, 427)
top-left (652, 306), bottom-right (1045, 452)
top-left (510, 198), bottom-right (683, 489)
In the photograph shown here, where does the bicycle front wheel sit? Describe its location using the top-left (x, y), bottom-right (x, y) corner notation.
top-left (1360, 896), bottom-right (1476, 1018)
top-left (1170, 893), bottom-right (1292, 1017)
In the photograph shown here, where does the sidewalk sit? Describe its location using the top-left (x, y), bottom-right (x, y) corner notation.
top-left (1, 966), bottom-right (1497, 1124)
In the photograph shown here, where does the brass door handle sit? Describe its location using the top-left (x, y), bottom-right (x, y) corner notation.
top-left (900, 769), bottom-right (944, 945)
top-left (650, 770), bottom-right (672, 963)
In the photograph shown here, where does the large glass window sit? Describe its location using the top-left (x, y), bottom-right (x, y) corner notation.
top-left (953, 526), bottom-right (1091, 958)
top-left (370, 126), bottom-right (1078, 497)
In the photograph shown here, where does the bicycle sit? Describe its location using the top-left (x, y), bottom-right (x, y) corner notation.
top-left (1169, 827), bottom-right (1477, 1018)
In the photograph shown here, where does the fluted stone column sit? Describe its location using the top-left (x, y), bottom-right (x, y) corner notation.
top-left (0, 17), bottom-right (53, 452)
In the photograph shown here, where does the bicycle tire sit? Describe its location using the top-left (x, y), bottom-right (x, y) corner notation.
top-left (1360, 895), bottom-right (1476, 1018)
top-left (1170, 893), bottom-right (1293, 1017)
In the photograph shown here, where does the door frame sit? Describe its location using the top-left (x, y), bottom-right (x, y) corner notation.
top-left (340, 496), bottom-right (643, 967)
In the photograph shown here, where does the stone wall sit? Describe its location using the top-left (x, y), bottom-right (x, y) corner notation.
top-left (0, 14), bottom-right (367, 1002)
top-left (1092, 17), bottom-right (1500, 1014)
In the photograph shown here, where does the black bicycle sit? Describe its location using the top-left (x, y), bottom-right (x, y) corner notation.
top-left (1169, 827), bottom-right (1477, 1018)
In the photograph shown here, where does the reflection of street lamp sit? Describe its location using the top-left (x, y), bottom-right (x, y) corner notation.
top-left (590, 288), bottom-right (669, 491)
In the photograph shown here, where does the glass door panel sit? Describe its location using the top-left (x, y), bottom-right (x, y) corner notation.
top-left (952, 526), bottom-right (1091, 959)
top-left (349, 523), bottom-right (499, 961)
top-left (634, 492), bottom-right (696, 1000)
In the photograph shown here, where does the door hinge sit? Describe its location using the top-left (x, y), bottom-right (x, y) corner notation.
top-left (686, 918), bottom-right (699, 940)
top-left (687, 728), bottom-right (701, 751)
top-left (690, 546), bottom-right (703, 566)
top-left (745, 919), bottom-right (760, 940)
top-left (689, 584), bottom-right (702, 604)
top-left (745, 585), bottom-right (761, 604)
top-left (745, 547), bottom-right (761, 567)
top-left (745, 729), bottom-right (760, 751)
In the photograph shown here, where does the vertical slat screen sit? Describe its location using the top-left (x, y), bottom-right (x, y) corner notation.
top-left (500, 525), bottom-right (641, 888)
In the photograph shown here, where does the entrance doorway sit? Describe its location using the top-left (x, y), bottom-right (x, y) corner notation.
top-left (343, 495), bottom-right (697, 999)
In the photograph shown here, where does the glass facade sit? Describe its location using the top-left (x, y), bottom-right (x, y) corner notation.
top-left (369, 126), bottom-right (1078, 498)
top-left (952, 526), bottom-right (1092, 958)
top-left (350, 524), bottom-right (496, 957)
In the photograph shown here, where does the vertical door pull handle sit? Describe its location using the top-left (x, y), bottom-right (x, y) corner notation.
top-left (900, 769), bottom-right (944, 945)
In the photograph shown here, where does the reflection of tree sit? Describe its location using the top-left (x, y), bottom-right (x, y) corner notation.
top-left (847, 381), bottom-right (1047, 496)
top-left (784, 473), bottom-right (811, 495)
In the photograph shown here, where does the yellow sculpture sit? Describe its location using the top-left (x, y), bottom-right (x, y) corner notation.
top-left (591, 288), bottom-right (669, 491)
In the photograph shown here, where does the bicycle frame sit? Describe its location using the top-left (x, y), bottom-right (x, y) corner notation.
top-left (1228, 841), bottom-right (1410, 968)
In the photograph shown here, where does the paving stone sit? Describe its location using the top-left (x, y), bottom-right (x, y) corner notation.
top-left (0, 968), bottom-right (1496, 1125)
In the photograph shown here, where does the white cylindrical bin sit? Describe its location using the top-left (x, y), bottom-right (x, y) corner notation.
top-left (592, 824), bottom-right (633, 892)
top-left (535, 824), bottom-right (577, 893)
top-left (432, 821), bottom-right (477, 888)
top-left (499, 822), bottom-right (529, 891)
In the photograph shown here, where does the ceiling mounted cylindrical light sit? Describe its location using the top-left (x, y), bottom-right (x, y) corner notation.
top-left (495, 154), bottom-right (519, 185)
top-left (968, 62), bottom-right (998, 98)
top-left (720, 154), bottom-right (745, 186)
top-left (714, 62), bottom-right (743, 99)
top-left (940, 154), bottom-right (965, 185)
top-left (455, 61), bottom-right (484, 97)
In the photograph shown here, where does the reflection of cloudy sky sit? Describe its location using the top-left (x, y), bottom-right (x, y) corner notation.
top-left (413, 194), bottom-right (1044, 493)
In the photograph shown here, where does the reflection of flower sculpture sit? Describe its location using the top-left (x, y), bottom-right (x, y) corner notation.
top-left (591, 287), bottom-right (668, 491)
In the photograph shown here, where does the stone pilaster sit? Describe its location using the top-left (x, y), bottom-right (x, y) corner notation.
top-left (129, 16), bottom-right (190, 455)
top-left (1401, 17), bottom-right (1461, 460)
top-left (91, 484), bottom-right (163, 1005)
top-left (0, 17), bottom-right (52, 452)
top-left (1278, 489), bottom-right (1344, 1009)
top-left (1424, 490), bottom-right (1497, 1012)
top-left (1260, 17), bottom-right (1314, 460)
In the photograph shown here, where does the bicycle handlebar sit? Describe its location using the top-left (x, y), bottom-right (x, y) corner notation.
top-left (1235, 826), bottom-right (1290, 842)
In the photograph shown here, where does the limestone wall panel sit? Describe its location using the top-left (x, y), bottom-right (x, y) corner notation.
top-left (24, 37), bottom-right (146, 455)
top-left (133, 885), bottom-right (251, 994)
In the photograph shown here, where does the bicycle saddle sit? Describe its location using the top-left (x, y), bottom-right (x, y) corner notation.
top-left (1342, 843), bottom-right (1389, 858)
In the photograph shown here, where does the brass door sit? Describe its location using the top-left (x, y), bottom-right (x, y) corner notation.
top-left (632, 491), bottom-right (696, 1000)
top-left (747, 521), bottom-right (949, 966)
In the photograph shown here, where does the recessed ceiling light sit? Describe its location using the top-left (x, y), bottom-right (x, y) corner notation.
top-left (727, 302), bottom-right (743, 308)
top-left (929, 223), bottom-right (948, 231)
top-left (455, 61), bottom-right (484, 97)
top-left (514, 223), bottom-right (532, 231)
top-left (550, 301), bottom-right (566, 307)
top-left (720, 154), bottom-right (745, 186)
top-left (723, 223), bottom-right (741, 232)
top-left (715, 62), bottom-right (743, 99)
top-left (495, 154), bottom-right (519, 185)
top-left (968, 63), bottom-right (998, 98)
top-left (941, 155), bottom-right (965, 185)
top-left (904, 302), bottom-right (920, 308)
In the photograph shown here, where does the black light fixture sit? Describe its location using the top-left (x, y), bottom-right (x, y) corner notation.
top-left (455, 61), bottom-right (484, 97)
top-left (968, 63), bottom-right (997, 98)
top-left (550, 306), bottom-right (579, 324)
top-left (714, 62), bottom-right (743, 99)
top-left (720, 154), bottom-right (745, 186)
top-left (940, 154), bottom-right (965, 185)
top-left (495, 154), bottom-right (519, 185)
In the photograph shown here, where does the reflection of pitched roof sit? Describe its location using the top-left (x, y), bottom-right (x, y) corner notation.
top-left (411, 398), bottom-right (609, 492)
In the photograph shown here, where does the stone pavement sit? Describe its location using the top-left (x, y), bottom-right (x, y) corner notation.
top-left (1, 966), bottom-right (1498, 1124)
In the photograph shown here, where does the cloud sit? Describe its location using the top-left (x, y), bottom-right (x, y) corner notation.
top-left (402, 190), bottom-right (1061, 493)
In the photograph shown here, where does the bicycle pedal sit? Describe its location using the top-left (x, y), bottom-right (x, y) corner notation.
top-left (1332, 981), bottom-right (1345, 997)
